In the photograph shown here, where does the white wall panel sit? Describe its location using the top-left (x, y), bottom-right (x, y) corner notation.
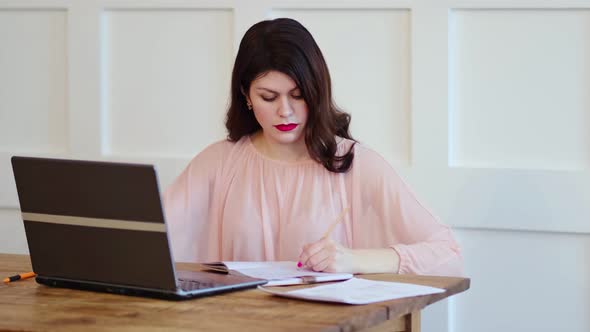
top-left (102, 9), bottom-right (233, 157)
top-left (0, 209), bottom-right (27, 254)
top-left (449, 9), bottom-right (590, 170)
top-left (0, 9), bottom-right (68, 154)
top-left (453, 228), bottom-right (590, 332)
top-left (429, 168), bottom-right (590, 234)
top-left (270, 9), bottom-right (412, 166)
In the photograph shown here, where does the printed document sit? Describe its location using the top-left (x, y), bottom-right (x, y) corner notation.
top-left (259, 277), bottom-right (445, 304)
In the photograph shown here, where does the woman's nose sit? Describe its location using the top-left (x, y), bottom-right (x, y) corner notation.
top-left (277, 97), bottom-right (294, 117)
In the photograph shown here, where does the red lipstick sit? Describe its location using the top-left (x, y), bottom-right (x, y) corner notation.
top-left (275, 124), bottom-right (298, 132)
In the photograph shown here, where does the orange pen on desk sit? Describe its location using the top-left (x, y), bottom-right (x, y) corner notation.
top-left (3, 272), bottom-right (36, 283)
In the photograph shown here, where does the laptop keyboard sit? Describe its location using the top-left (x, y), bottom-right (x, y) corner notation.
top-left (178, 278), bottom-right (218, 292)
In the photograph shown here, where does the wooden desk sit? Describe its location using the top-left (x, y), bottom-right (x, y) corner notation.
top-left (0, 254), bottom-right (469, 331)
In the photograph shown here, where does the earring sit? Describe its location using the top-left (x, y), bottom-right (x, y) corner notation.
top-left (246, 102), bottom-right (252, 110)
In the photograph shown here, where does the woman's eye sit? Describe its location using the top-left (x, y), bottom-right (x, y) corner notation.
top-left (292, 94), bottom-right (303, 100)
top-left (261, 96), bottom-right (276, 102)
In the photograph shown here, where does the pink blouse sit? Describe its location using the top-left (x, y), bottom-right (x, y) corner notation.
top-left (163, 136), bottom-right (463, 276)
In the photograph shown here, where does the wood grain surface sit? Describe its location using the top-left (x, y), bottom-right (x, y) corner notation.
top-left (0, 254), bottom-right (469, 331)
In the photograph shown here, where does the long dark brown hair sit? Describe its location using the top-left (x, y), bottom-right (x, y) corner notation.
top-left (225, 18), bottom-right (355, 173)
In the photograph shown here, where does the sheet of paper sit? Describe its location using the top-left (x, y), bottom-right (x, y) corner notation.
top-left (201, 261), bottom-right (353, 286)
top-left (200, 261), bottom-right (294, 273)
top-left (222, 261), bottom-right (294, 272)
top-left (259, 277), bottom-right (445, 305)
top-left (223, 261), bottom-right (352, 281)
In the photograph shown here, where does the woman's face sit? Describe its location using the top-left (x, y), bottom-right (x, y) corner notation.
top-left (247, 70), bottom-right (309, 148)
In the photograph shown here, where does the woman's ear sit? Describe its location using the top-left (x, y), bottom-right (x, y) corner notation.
top-left (241, 86), bottom-right (253, 110)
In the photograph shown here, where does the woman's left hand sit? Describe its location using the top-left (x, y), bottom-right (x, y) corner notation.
top-left (298, 237), bottom-right (356, 273)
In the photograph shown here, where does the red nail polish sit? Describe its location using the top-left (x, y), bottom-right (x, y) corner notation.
top-left (297, 261), bottom-right (302, 268)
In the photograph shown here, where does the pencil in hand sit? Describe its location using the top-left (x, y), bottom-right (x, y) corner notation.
top-left (321, 207), bottom-right (350, 239)
top-left (297, 207), bottom-right (350, 269)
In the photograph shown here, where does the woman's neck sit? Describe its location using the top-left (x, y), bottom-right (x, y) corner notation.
top-left (250, 131), bottom-right (310, 162)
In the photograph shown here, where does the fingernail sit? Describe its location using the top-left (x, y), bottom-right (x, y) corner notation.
top-left (297, 261), bottom-right (302, 268)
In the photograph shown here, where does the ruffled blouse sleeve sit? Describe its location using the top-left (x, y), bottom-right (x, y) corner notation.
top-left (351, 145), bottom-right (464, 277)
top-left (162, 140), bottom-right (229, 263)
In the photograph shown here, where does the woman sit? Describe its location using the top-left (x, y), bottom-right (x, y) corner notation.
top-left (164, 18), bottom-right (463, 276)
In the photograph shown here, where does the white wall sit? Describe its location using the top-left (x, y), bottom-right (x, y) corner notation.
top-left (454, 229), bottom-right (590, 332)
top-left (1, 0), bottom-right (589, 331)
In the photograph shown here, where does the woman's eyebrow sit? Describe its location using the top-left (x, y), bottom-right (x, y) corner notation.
top-left (255, 87), bottom-right (300, 93)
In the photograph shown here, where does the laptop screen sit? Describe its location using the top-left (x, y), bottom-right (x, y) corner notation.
top-left (11, 156), bottom-right (178, 291)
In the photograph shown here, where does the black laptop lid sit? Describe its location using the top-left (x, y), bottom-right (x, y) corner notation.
top-left (11, 156), bottom-right (177, 291)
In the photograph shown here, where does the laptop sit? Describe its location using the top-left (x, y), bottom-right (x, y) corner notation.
top-left (11, 156), bottom-right (266, 300)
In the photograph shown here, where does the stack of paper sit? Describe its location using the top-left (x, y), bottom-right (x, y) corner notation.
top-left (200, 261), bottom-right (353, 286)
top-left (259, 277), bottom-right (445, 304)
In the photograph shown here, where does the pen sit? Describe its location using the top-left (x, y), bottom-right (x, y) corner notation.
top-left (3, 272), bottom-right (36, 283)
top-left (297, 207), bottom-right (350, 268)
